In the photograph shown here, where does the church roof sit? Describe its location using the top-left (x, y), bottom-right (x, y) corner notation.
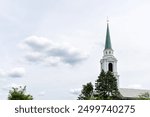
top-left (119, 88), bottom-right (150, 98)
top-left (105, 22), bottom-right (112, 49)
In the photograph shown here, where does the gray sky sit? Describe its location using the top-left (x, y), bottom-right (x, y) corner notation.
top-left (0, 0), bottom-right (150, 99)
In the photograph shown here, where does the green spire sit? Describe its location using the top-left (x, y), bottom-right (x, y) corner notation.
top-left (105, 22), bottom-right (112, 49)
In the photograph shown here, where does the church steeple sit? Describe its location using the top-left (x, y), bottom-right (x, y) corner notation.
top-left (105, 21), bottom-right (112, 50)
top-left (103, 21), bottom-right (113, 56)
top-left (100, 20), bottom-right (119, 86)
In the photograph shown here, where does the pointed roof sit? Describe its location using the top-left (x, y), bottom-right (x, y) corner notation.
top-left (105, 21), bottom-right (112, 49)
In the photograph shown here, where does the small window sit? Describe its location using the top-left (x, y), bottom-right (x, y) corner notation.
top-left (106, 51), bottom-right (107, 54)
top-left (108, 63), bottom-right (113, 72)
top-left (109, 51), bottom-right (111, 54)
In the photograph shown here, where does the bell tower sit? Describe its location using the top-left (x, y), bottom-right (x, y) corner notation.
top-left (100, 21), bottom-right (119, 84)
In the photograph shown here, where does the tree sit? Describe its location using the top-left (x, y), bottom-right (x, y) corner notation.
top-left (95, 70), bottom-right (122, 100)
top-left (8, 86), bottom-right (33, 100)
top-left (138, 92), bottom-right (150, 100)
top-left (95, 70), bottom-right (106, 99)
top-left (78, 70), bottom-right (122, 100)
top-left (78, 82), bottom-right (93, 100)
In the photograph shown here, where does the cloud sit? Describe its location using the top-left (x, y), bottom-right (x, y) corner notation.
top-left (38, 91), bottom-right (46, 96)
top-left (2, 83), bottom-right (24, 91)
top-left (0, 69), bottom-right (6, 77)
top-left (0, 67), bottom-right (26, 78)
top-left (25, 52), bottom-right (43, 62)
top-left (70, 88), bottom-right (81, 95)
top-left (8, 67), bottom-right (26, 78)
top-left (20, 36), bottom-right (88, 66)
top-left (0, 78), bottom-right (7, 82)
top-left (22, 36), bottom-right (51, 51)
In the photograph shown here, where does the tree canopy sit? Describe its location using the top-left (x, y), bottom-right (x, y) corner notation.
top-left (95, 70), bottom-right (122, 100)
top-left (8, 86), bottom-right (33, 100)
top-left (78, 82), bottom-right (93, 100)
top-left (138, 92), bottom-right (150, 100)
top-left (78, 70), bottom-right (122, 100)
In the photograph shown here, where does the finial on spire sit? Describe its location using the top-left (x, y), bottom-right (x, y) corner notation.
top-left (107, 17), bottom-right (109, 24)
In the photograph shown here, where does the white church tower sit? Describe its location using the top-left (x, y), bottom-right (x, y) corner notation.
top-left (100, 21), bottom-right (119, 84)
top-left (99, 21), bottom-right (150, 98)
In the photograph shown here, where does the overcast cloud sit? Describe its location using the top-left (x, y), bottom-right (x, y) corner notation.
top-left (0, 67), bottom-right (25, 78)
top-left (20, 36), bottom-right (88, 66)
top-left (70, 88), bottom-right (81, 95)
top-left (0, 0), bottom-right (150, 99)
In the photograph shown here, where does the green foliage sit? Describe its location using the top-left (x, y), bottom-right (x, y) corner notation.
top-left (78, 70), bottom-right (122, 100)
top-left (95, 70), bottom-right (122, 100)
top-left (95, 70), bottom-right (106, 99)
top-left (138, 92), bottom-right (150, 100)
top-left (78, 82), bottom-right (93, 100)
top-left (8, 86), bottom-right (33, 100)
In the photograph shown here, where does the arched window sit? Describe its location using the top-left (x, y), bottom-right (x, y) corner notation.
top-left (108, 63), bottom-right (113, 72)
